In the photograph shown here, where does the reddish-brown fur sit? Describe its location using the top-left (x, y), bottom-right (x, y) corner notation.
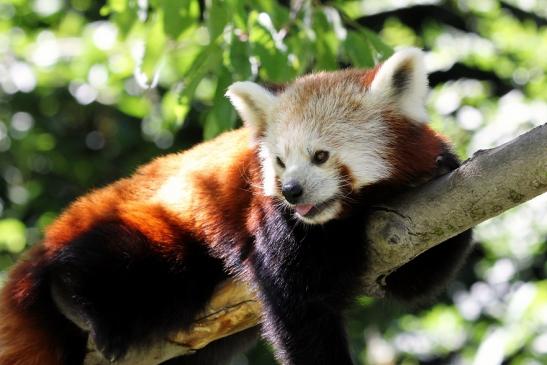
top-left (361, 64), bottom-right (381, 87)
top-left (0, 247), bottom-right (64, 365)
top-left (384, 111), bottom-right (447, 183)
top-left (0, 71), bottom-right (451, 364)
top-left (0, 305), bottom-right (61, 365)
top-left (43, 129), bottom-right (258, 252)
top-left (0, 129), bottom-right (262, 365)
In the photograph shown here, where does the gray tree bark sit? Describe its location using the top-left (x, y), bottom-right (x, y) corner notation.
top-left (85, 123), bottom-right (547, 365)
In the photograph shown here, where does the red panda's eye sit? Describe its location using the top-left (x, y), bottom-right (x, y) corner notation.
top-left (276, 157), bottom-right (285, 168)
top-left (312, 150), bottom-right (329, 165)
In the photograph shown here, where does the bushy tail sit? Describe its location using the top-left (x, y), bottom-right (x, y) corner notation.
top-left (0, 245), bottom-right (86, 365)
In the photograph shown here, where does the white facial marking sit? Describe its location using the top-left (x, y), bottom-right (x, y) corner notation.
top-left (226, 49), bottom-right (430, 225)
top-left (260, 72), bottom-right (394, 224)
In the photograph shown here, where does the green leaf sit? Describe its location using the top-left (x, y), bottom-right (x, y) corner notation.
top-left (181, 42), bottom-right (222, 97)
top-left (253, 0), bottom-right (290, 28)
top-left (360, 27), bottom-right (394, 62)
top-left (108, 0), bottom-right (127, 13)
top-left (0, 219), bottom-right (26, 253)
top-left (226, 32), bottom-right (252, 80)
top-left (204, 67), bottom-right (236, 139)
top-left (344, 31), bottom-right (374, 68)
top-left (312, 9), bottom-right (339, 70)
top-left (171, 42), bottom-right (222, 125)
top-left (35, 133), bottom-right (56, 151)
top-left (161, 89), bottom-right (189, 128)
top-left (161, 0), bottom-right (200, 39)
top-left (224, 0), bottom-right (247, 30)
top-left (173, 45), bottom-right (202, 75)
top-left (37, 212), bottom-right (57, 231)
top-left (118, 95), bottom-right (151, 118)
top-left (285, 29), bottom-right (315, 75)
top-left (107, 0), bottom-right (137, 36)
top-left (248, 12), bottom-right (296, 82)
top-left (334, 0), bottom-right (364, 18)
top-left (207, 0), bottom-right (230, 40)
top-left (141, 14), bottom-right (167, 82)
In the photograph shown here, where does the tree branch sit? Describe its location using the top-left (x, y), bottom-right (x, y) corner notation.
top-left (500, 1), bottom-right (547, 27)
top-left (85, 123), bottom-right (547, 364)
top-left (362, 122), bottom-right (547, 295)
top-left (428, 62), bottom-right (516, 97)
top-left (354, 4), bottom-right (471, 33)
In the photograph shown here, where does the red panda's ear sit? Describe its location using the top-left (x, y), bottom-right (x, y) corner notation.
top-left (370, 48), bottom-right (429, 123)
top-left (226, 81), bottom-right (277, 138)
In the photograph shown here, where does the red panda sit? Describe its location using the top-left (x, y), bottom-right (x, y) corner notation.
top-left (0, 48), bottom-right (471, 365)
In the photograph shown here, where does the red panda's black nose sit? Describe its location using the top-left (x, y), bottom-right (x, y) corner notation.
top-left (282, 181), bottom-right (303, 204)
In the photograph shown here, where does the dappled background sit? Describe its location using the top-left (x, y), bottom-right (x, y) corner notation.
top-left (0, 0), bottom-right (546, 364)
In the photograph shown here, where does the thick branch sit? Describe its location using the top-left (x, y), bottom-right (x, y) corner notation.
top-left (85, 123), bottom-right (547, 364)
top-left (362, 122), bottom-right (547, 295)
top-left (428, 62), bottom-right (516, 97)
top-left (354, 5), bottom-right (471, 33)
top-left (500, 1), bottom-right (547, 26)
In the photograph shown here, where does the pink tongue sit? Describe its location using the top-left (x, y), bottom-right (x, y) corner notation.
top-left (295, 204), bottom-right (314, 216)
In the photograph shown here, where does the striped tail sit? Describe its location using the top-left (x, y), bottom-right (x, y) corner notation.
top-left (0, 245), bottom-right (86, 365)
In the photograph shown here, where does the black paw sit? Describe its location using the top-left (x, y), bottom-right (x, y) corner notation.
top-left (434, 151), bottom-right (461, 177)
top-left (91, 326), bottom-right (131, 363)
top-left (407, 151), bottom-right (462, 188)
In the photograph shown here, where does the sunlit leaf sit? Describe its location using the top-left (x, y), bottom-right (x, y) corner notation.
top-left (207, 0), bottom-right (230, 40)
top-left (203, 66), bottom-right (236, 139)
top-left (108, 0), bottom-right (127, 13)
top-left (285, 29), bottom-right (315, 74)
top-left (253, 0), bottom-right (290, 28)
top-left (172, 41), bottom-right (222, 124)
top-left (226, 32), bottom-right (252, 80)
top-left (160, 0), bottom-right (199, 39)
top-left (0, 219), bottom-right (26, 253)
top-left (360, 27), bottom-right (394, 61)
top-left (249, 11), bottom-right (296, 82)
top-left (224, 0), bottom-right (247, 30)
top-left (107, 0), bottom-right (137, 35)
top-left (118, 95), bottom-right (151, 118)
top-left (312, 9), bottom-right (339, 70)
top-left (344, 31), bottom-right (374, 68)
top-left (141, 14), bottom-right (167, 85)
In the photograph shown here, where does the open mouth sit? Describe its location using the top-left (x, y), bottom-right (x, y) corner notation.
top-left (294, 198), bottom-right (337, 218)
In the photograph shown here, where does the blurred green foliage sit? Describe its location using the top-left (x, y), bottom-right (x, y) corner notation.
top-left (0, 0), bottom-right (546, 364)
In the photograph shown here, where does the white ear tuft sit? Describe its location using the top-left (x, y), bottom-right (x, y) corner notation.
top-left (370, 48), bottom-right (429, 123)
top-left (226, 81), bottom-right (277, 136)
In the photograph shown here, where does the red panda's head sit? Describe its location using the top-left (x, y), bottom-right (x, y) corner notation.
top-left (227, 48), bottom-right (430, 224)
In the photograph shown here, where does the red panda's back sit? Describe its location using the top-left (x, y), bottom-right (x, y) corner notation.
top-left (1, 128), bottom-right (259, 365)
top-left (43, 128), bottom-right (257, 253)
